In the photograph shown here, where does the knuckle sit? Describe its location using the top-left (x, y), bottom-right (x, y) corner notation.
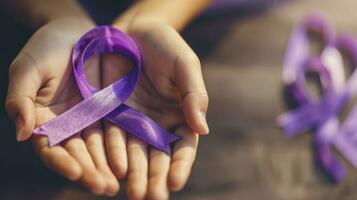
top-left (65, 142), bottom-right (86, 155)
top-left (115, 165), bottom-right (128, 179)
top-left (201, 91), bottom-right (209, 103)
top-left (128, 169), bottom-right (144, 180)
top-left (186, 51), bottom-right (200, 65)
top-left (9, 53), bottom-right (32, 73)
top-left (112, 158), bottom-right (128, 178)
top-left (182, 90), bottom-right (209, 105)
top-left (9, 59), bottom-right (21, 74)
top-left (85, 138), bottom-right (100, 150)
top-left (128, 140), bottom-right (146, 155)
top-left (9, 52), bottom-right (41, 82)
top-left (128, 144), bottom-right (142, 154)
top-left (201, 92), bottom-right (209, 111)
top-left (149, 170), bottom-right (161, 180)
top-left (108, 141), bottom-right (126, 154)
top-left (181, 51), bottom-right (201, 68)
top-left (4, 98), bottom-right (15, 117)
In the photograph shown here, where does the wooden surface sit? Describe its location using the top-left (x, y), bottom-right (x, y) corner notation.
top-left (2, 0), bottom-right (357, 199)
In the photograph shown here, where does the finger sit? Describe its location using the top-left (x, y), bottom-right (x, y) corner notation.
top-left (148, 149), bottom-right (170, 200)
top-left (174, 46), bottom-right (209, 135)
top-left (6, 53), bottom-right (41, 141)
top-left (104, 121), bottom-right (128, 179)
top-left (168, 126), bottom-right (199, 191)
top-left (82, 122), bottom-right (120, 196)
top-left (32, 135), bottom-right (82, 181)
top-left (127, 137), bottom-right (148, 200)
top-left (102, 54), bottom-right (130, 179)
top-left (62, 134), bottom-right (107, 195)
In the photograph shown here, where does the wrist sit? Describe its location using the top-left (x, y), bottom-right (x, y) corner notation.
top-left (111, 0), bottom-right (211, 32)
top-left (47, 17), bottom-right (95, 31)
top-left (38, 17), bottom-right (96, 43)
top-left (12, 0), bottom-right (93, 29)
top-left (112, 16), bottom-right (169, 34)
top-left (34, 12), bottom-right (93, 30)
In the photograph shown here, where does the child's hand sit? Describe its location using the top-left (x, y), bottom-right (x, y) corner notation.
top-left (5, 18), bottom-right (119, 196)
top-left (103, 19), bottom-right (209, 199)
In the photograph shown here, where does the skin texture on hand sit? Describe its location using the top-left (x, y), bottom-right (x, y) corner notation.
top-left (5, 0), bottom-right (210, 198)
top-left (102, 19), bottom-right (209, 200)
top-left (5, 7), bottom-right (209, 200)
top-left (5, 18), bottom-right (120, 196)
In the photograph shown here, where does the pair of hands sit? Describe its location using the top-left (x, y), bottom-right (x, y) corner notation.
top-left (5, 17), bottom-right (209, 199)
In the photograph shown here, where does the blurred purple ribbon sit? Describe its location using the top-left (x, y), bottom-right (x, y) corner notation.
top-left (33, 26), bottom-right (181, 154)
top-left (277, 15), bottom-right (357, 182)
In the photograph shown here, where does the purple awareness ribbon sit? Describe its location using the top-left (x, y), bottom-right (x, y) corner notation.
top-left (277, 15), bottom-right (357, 182)
top-left (33, 26), bottom-right (181, 154)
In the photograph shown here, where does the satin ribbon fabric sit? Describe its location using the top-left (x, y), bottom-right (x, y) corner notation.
top-left (33, 26), bottom-right (181, 154)
top-left (277, 15), bottom-right (357, 182)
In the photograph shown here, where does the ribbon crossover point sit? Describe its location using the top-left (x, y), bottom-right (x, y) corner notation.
top-left (33, 26), bottom-right (181, 154)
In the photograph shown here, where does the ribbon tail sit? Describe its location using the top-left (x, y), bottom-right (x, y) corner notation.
top-left (33, 85), bottom-right (121, 147)
top-left (106, 104), bottom-right (181, 155)
top-left (314, 137), bottom-right (346, 183)
top-left (277, 103), bottom-right (323, 137)
top-left (334, 106), bottom-right (357, 168)
top-left (313, 118), bottom-right (345, 182)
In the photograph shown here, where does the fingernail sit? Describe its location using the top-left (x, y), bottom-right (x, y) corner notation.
top-left (15, 117), bottom-right (25, 141)
top-left (200, 112), bottom-right (209, 135)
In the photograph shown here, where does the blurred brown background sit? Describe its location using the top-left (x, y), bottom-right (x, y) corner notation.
top-left (2, 0), bottom-right (357, 199)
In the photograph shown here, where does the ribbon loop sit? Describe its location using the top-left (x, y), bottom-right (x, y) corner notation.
top-left (34, 26), bottom-right (181, 154)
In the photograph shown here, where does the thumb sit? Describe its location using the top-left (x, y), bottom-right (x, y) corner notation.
top-left (175, 51), bottom-right (209, 135)
top-left (6, 53), bottom-right (41, 141)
